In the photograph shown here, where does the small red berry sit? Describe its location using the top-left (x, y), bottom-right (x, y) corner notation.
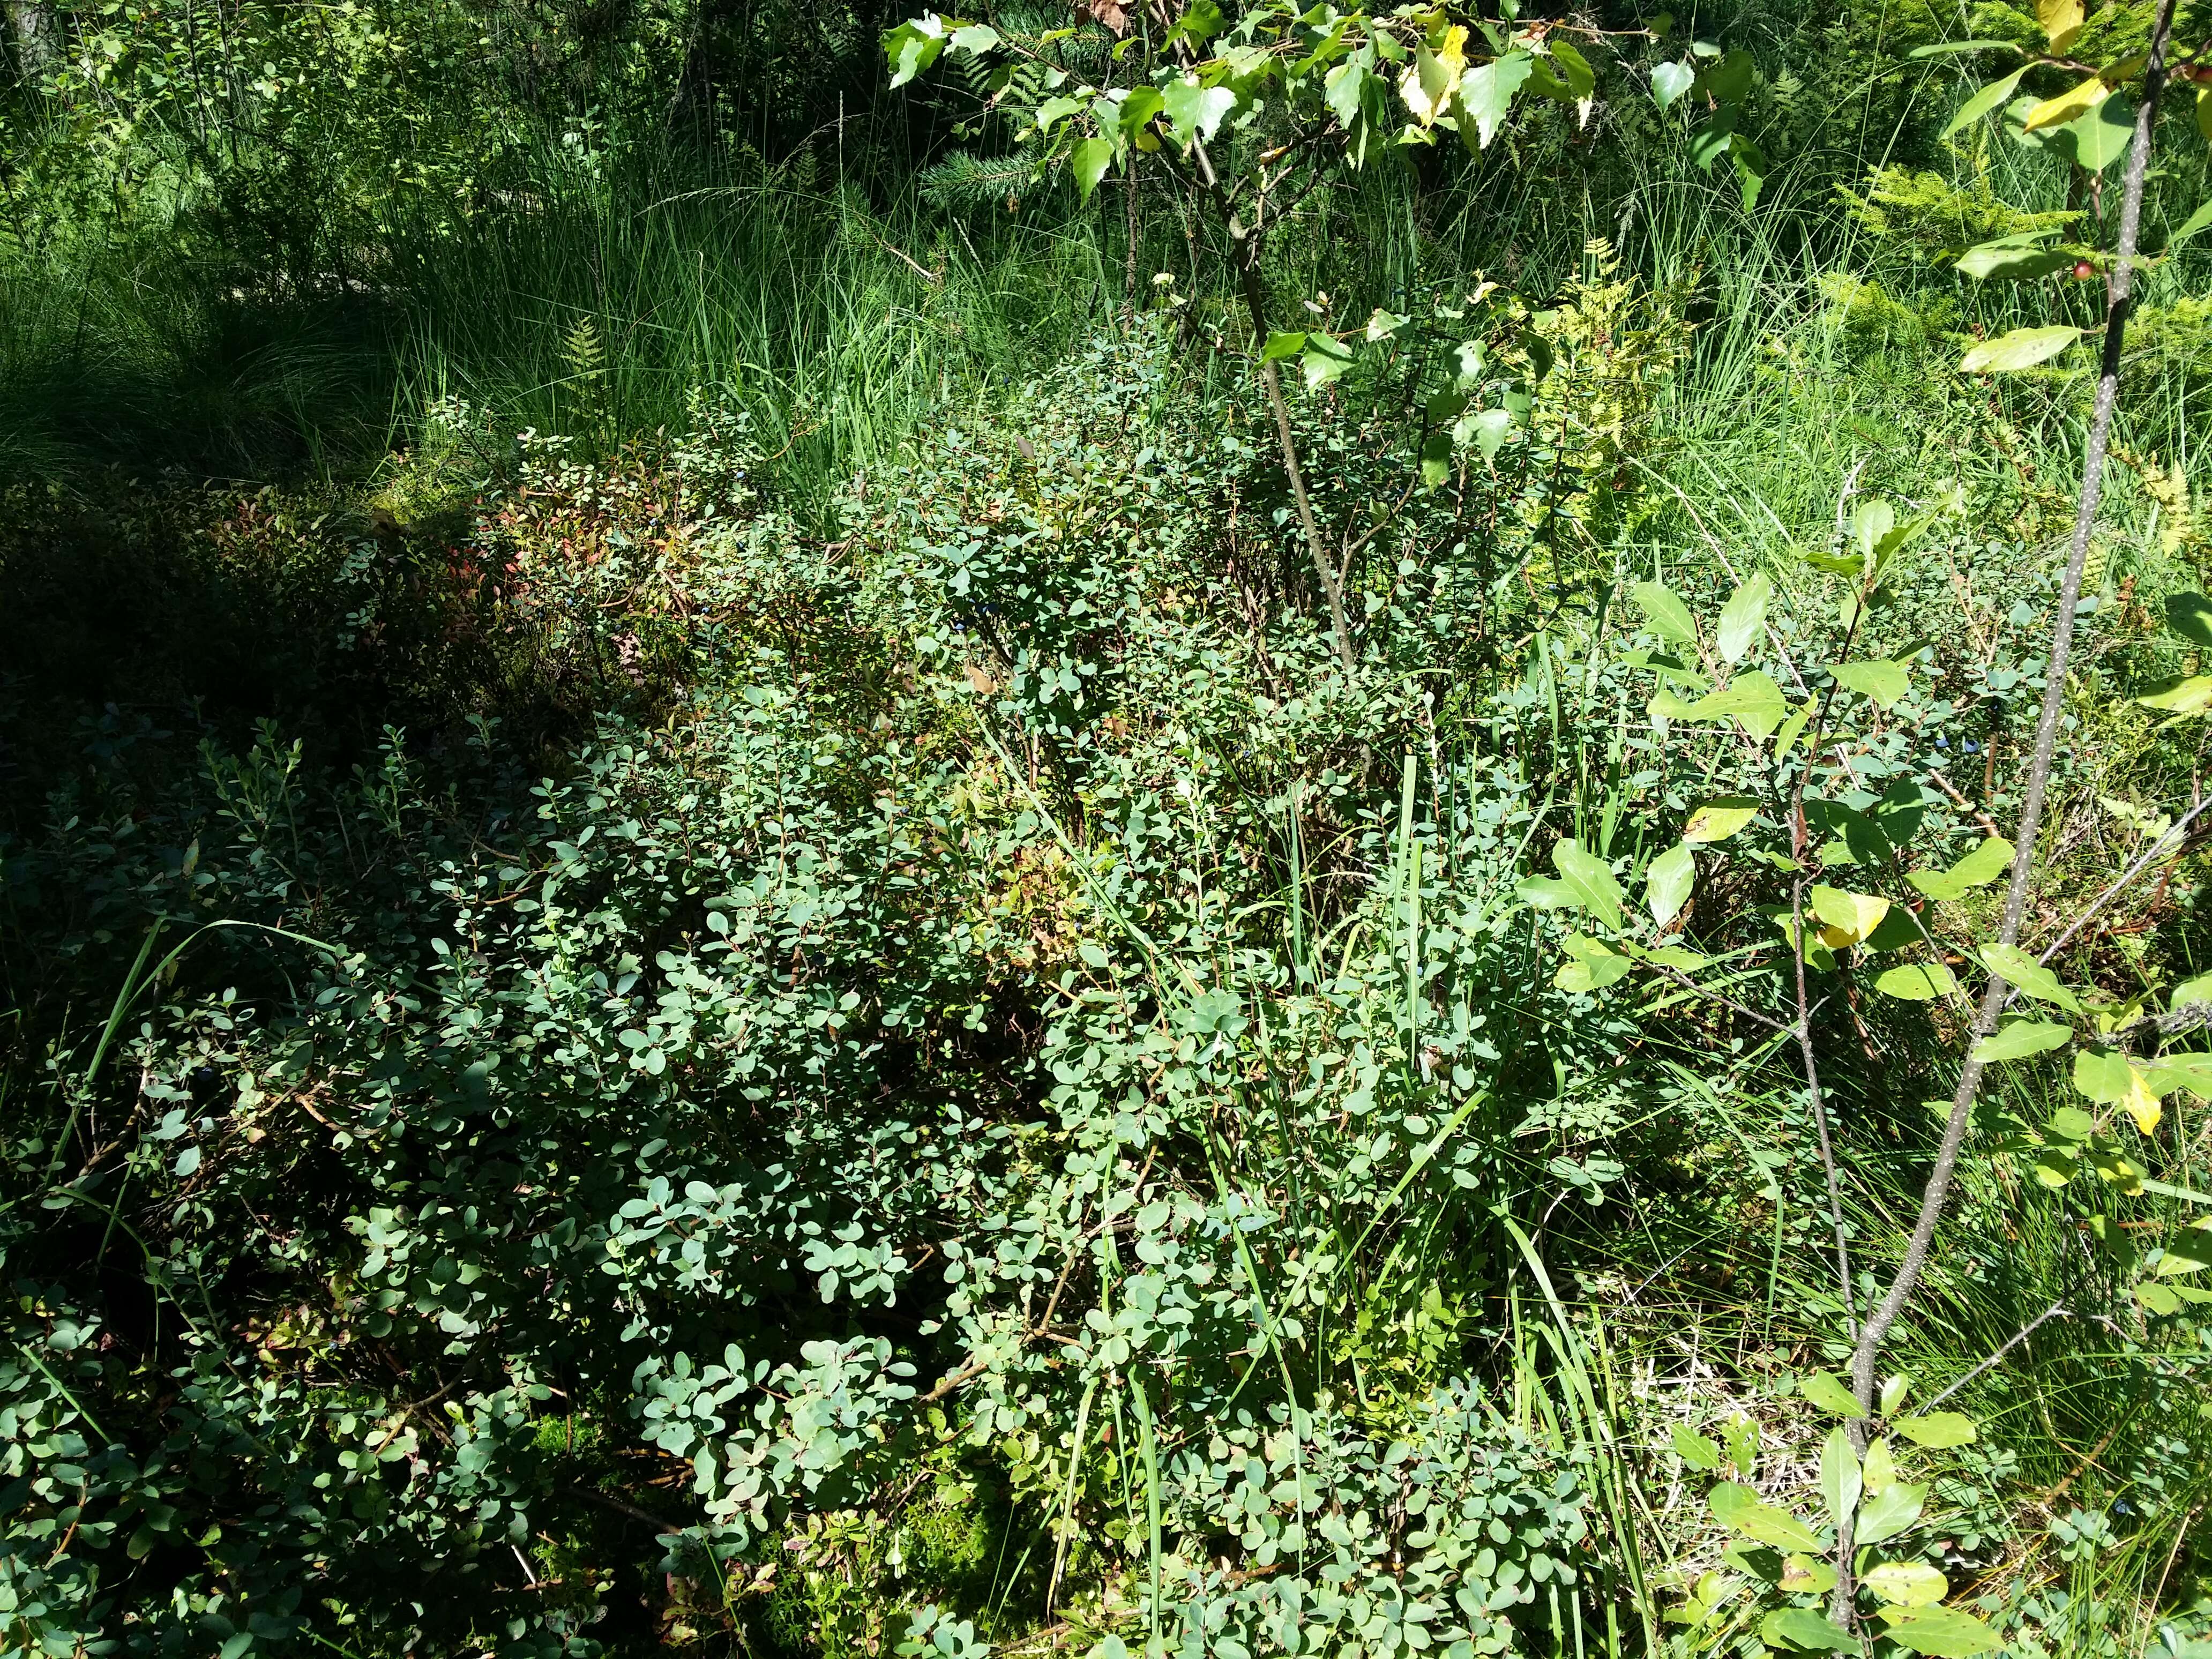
top-left (2073, 260), bottom-right (2097, 281)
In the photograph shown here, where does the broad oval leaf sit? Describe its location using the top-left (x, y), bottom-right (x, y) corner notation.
top-left (1647, 842), bottom-right (1696, 929)
top-left (1830, 659), bottom-right (1910, 708)
top-left (1811, 885), bottom-right (1890, 947)
top-left (2137, 675), bottom-right (2212, 716)
top-left (1969, 1020), bottom-right (2072, 1063)
top-left (1683, 798), bottom-right (1759, 843)
top-left (1894, 1411), bottom-right (1976, 1448)
top-left (1908, 837), bottom-right (2014, 901)
top-left (1760, 1609), bottom-right (1857, 1654)
top-left (1683, 671), bottom-right (1788, 739)
top-left (1960, 325), bottom-right (2083, 373)
top-left (1797, 1370), bottom-right (1864, 1417)
top-left (1955, 241), bottom-right (2071, 281)
top-left (1819, 1424), bottom-right (1860, 1528)
top-left (1630, 579), bottom-right (1697, 645)
top-left (1552, 839), bottom-right (1625, 931)
top-left (2146, 1051), bottom-right (2212, 1098)
top-left (2023, 72), bottom-right (2107, 132)
top-left (1980, 941), bottom-right (2082, 1012)
top-left (1716, 571), bottom-right (1772, 664)
top-left (1853, 1479), bottom-right (1926, 1546)
top-left (1875, 962), bottom-right (1958, 1001)
top-left (1651, 59), bottom-right (1694, 109)
top-left (1864, 1561), bottom-right (1949, 1607)
top-left (1880, 1602), bottom-right (2002, 1657)
top-left (1717, 1492), bottom-right (1823, 1553)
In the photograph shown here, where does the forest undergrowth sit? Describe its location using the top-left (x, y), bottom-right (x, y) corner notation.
top-left (4, 2), bottom-right (2212, 1656)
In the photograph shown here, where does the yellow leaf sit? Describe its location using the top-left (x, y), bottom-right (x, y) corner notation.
top-left (2024, 74), bottom-right (2109, 133)
top-left (2200, 87), bottom-right (2212, 145)
top-left (1433, 23), bottom-right (1468, 76)
top-left (1810, 886), bottom-right (1891, 948)
top-left (2037, 0), bottom-right (2083, 50)
top-left (2126, 1064), bottom-right (2164, 1135)
top-left (1402, 47), bottom-right (1460, 126)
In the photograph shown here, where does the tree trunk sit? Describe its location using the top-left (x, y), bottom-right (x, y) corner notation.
top-left (8, 0), bottom-right (59, 81)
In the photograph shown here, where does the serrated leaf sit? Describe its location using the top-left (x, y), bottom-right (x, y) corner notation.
top-left (1880, 1603), bottom-right (2002, 1657)
top-left (1454, 51), bottom-right (1533, 147)
top-left (1631, 580), bottom-right (1697, 645)
top-left (1684, 798), bottom-right (1759, 843)
top-left (1854, 1480), bottom-right (1926, 1546)
top-left (1324, 57), bottom-right (1370, 130)
top-left (1651, 59), bottom-right (1694, 109)
top-left (1647, 842), bottom-right (1695, 929)
top-left (1301, 334), bottom-right (1354, 389)
top-left (884, 17), bottom-right (946, 87)
top-left (1981, 942), bottom-right (2082, 1011)
top-left (1071, 137), bottom-right (1115, 203)
top-left (1864, 1560), bottom-right (1949, 1606)
top-left (1162, 77), bottom-right (1236, 144)
top-left (1260, 331), bottom-right (1307, 363)
top-left (1552, 839), bottom-right (1625, 931)
top-left (1830, 659), bottom-right (1910, 708)
top-left (1875, 963), bottom-right (1958, 1001)
top-left (1960, 325), bottom-right (2085, 372)
top-left (1671, 1423), bottom-right (1721, 1469)
top-left (1400, 45), bottom-right (1460, 127)
top-left (1716, 571), bottom-right (1772, 665)
top-left (1908, 838), bottom-right (2015, 901)
top-left (1798, 1370), bottom-right (1864, 1417)
top-left (1970, 1020), bottom-right (2072, 1062)
top-left (1894, 1411), bottom-right (1976, 1448)
top-left (948, 23), bottom-right (998, 54)
top-left (1942, 66), bottom-right (2030, 139)
top-left (1465, 406), bottom-right (1514, 459)
top-left (1036, 93), bottom-right (1086, 133)
top-left (1365, 307), bottom-right (1410, 343)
